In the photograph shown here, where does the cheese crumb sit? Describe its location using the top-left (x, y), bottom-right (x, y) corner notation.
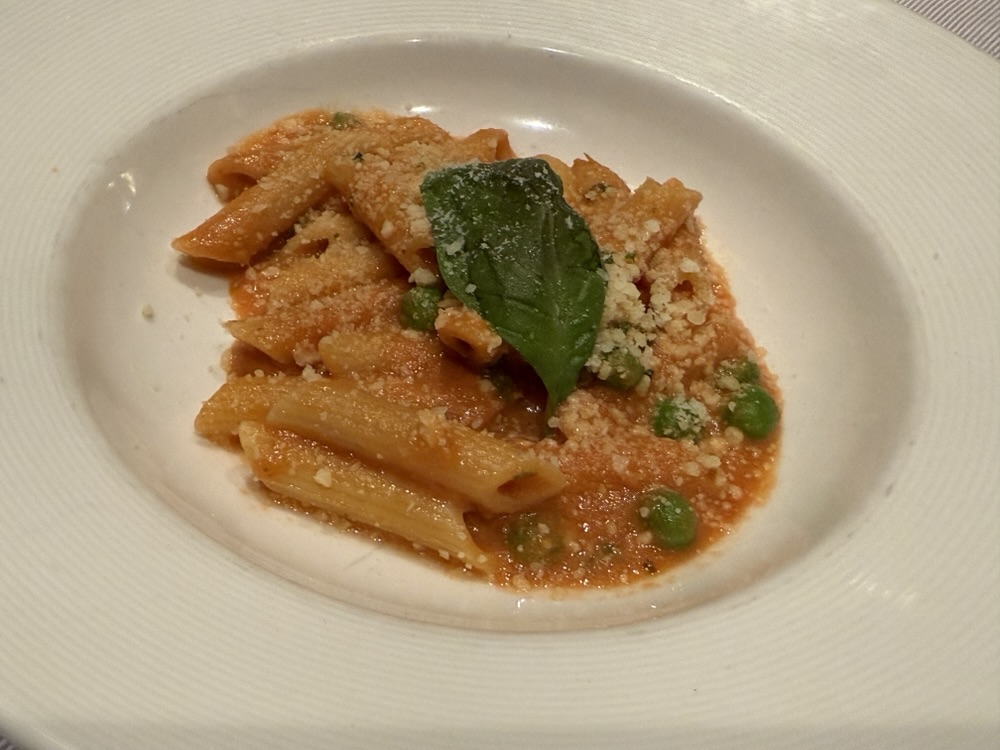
top-left (409, 268), bottom-right (439, 287)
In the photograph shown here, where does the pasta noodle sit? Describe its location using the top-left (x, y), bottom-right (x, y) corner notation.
top-left (433, 303), bottom-right (506, 365)
top-left (225, 279), bottom-right (406, 365)
top-left (239, 422), bottom-right (491, 571)
top-left (173, 130), bottom-right (339, 264)
top-left (194, 375), bottom-right (300, 443)
top-left (206, 108), bottom-right (334, 200)
top-left (317, 331), bottom-right (447, 377)
top-left (265, 379), bottom-right (566, 515)
top-left (177, 108), bottom-right (781, 588)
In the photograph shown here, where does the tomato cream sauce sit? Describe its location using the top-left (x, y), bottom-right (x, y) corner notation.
top-left (184, 109), bottom-right (781, 590)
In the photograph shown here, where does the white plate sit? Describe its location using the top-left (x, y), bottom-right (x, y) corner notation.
top-left (2, 1), bottom-right (997, 748)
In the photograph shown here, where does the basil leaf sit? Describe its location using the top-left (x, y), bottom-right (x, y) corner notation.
top-left (420, 158), bottom-right (606, 415)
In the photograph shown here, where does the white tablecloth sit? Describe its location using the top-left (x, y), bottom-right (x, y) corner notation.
top-left (895, 0), bottom-right (999, 57)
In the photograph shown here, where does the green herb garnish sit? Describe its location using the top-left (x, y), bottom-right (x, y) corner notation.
top-left (420, 158), bottom-right (606, 416)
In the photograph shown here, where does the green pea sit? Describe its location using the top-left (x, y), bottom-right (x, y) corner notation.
top-left (504, 512), bottom-right (562, 563)
top-left (601, 347), bottom-right (646, 390)
top-left (723, 383), bottom-right (779, 439)
top-left (716, 357), bottom-right (760, 389)
top-left (330, 111), bottom-right (360, 130)
top-left (651, 396), bottom-right (706, 440)
top-left (638, 489), bottom-right (698, 549)
top-left (399, 286), bottom-right (443, 331)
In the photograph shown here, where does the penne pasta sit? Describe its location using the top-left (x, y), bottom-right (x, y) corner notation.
top-left (628, 178), bottom-right (702, 240)
top-left (434, 304), bottom-right (506, 366)
top-left (230, 202), bottom-right (386, 317)
top-left (241, 241), bottom-right (400, 318)
top-left (173, 108), bottom-right (782, 588)
top-left (223, 341), bottom-right (301, 378)
top-left (226, 279), bottom-right (406, 365)
top-left (321, 116), bottom-right (517, 275)
top-left (370, 373), bottom-right (503, 431)
top-left (173, 129), bottom-right (339, 264)
top-left (317, 334), bottom-right (505, 428)
top-left (556, 156), bottom-right (632, 224)
top-left (265, 379), bottom-right (566, 515)
top-left (206, 108), bottom-right (334, 200)
top-left (318, 330), bottom-right (447, 377)
top-left (239, 422), bottom-right (491, 572)
top-left (194, 375), bottom-right (301, 443)
top-left (461, 128), bottom-right (516, 161)
top-left (588, 177), bottom-right (702, 271)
